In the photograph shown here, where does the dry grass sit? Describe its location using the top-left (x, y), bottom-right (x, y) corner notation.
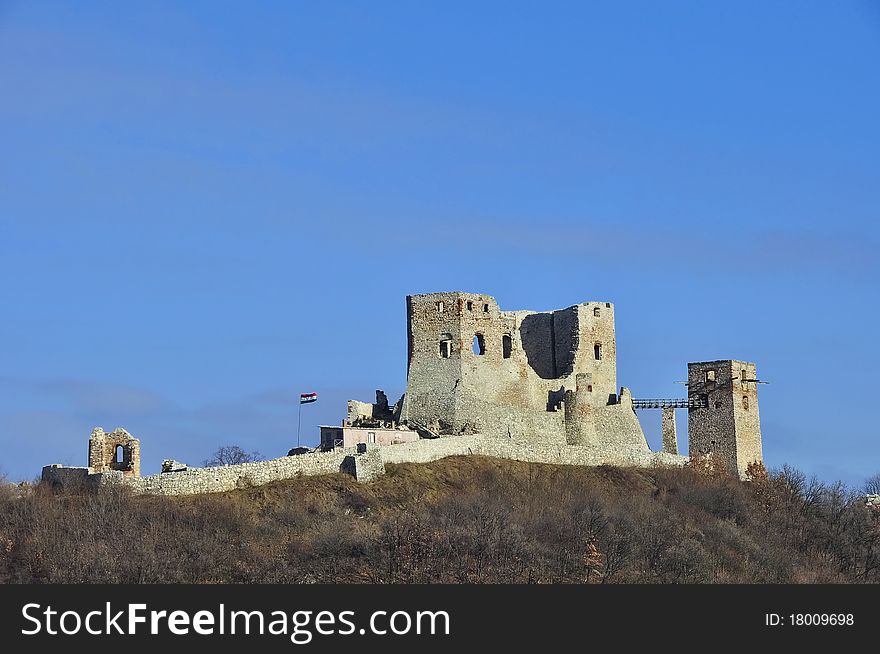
top-left (1, 456), bottom-right (879, 584)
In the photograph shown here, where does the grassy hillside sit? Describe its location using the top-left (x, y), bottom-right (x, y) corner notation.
top-left (1, 456), bottom-right (878, 583)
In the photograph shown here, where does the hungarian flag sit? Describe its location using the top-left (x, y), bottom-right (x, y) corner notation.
top-left (300, 392), bottom-right (318, 404)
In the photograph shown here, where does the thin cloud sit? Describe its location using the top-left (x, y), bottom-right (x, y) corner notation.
top-left (37, 379), bottom-right (171, 415)
top-left (432, 219), bottom-right (880, 279)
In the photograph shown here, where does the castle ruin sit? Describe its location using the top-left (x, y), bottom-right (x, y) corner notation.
top-left (391, 292), bottom-right (762, 477)
top-left (42, 291), bottom-right (764, 494)
top-left (402, 293), bottom-right (646, 453)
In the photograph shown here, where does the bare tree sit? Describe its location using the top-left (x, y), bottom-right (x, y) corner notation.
top-left (203, 445), bottom-right (262, 467)
top-left (863, 473), bottom-right (880, 496)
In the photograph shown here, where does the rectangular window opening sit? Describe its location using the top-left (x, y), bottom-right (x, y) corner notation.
top-left (594, 343), bottom-right (602, 360)
top-left (502, 334), bottom-right (512, 358)
top-left (439, 334), bottom-right (452, 358)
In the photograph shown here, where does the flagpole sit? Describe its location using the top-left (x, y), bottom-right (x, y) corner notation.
top-left (297, 398), bottom-right (302, 448)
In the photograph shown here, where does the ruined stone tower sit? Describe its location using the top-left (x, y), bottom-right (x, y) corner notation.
top-left (401, 292), bottom-right (649, 456)
top-left (687, 360), bottom-right (762, 477)
top-left (88, 427), bottom-right (141, 477)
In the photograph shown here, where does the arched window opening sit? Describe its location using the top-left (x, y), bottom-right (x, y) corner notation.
top-left (473, 334), bottom-right (486, 355)
top-left (502, 334), bottom-right (512, 359)
top-left (115, 445), bottom-right (124, 464)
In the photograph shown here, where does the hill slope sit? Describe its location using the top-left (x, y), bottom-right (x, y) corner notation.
top-left (1, 456), bottom-right (878, 583)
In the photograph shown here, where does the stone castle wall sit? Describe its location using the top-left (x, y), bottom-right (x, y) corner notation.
top-left (382, 434), bottom-right (685, 469)
top-left (43, 445), bottom-right (386, 496)
top-left (43, 433), bottom-right (687, 497)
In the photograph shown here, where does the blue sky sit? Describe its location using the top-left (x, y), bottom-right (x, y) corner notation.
top-left (1, 1), bottom-right (878, 485)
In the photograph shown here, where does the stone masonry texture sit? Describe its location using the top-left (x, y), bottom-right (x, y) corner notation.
top-left (401, 292), bottom-right (626, 444)
top-left (661, 407), bottom-right (678, 455)
top-left (687, 360), bottom-right (763, 477)
top-left (88, 427), bottom-right (140, 477)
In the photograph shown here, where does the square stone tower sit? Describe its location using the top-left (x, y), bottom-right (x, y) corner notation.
top-left (687, 360), bottom-right (762, 478)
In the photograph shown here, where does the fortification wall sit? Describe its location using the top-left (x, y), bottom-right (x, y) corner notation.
top-left (381, 434), bottom-right (685, 470)
top-left (379, 435), bottom-right (485, 464)
top-left (447, 393), bottom-right (568, 442)
top-left (45, 447), bottom-right (384, 496)
top-left (41, 465), bottom-right (92, 489)
top-left (591, 402), bottom-right (652, 457)
top-left (474, 436), bottom-right (685, 468)
top-left (45, 433), bottom-right (687, 497)
top-left (127, 448), bottom-right (369, 495)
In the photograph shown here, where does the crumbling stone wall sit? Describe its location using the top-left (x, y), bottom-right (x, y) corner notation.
top-left (44, 431), bottom-right (686, 497)
top-left (347, 400), bottom-right (375, 424)
top-left (346, 391), bottom-right (397, 428)
top-left (340, 444), bottom-right (385, 482)
top-left (40, 465), bottom-right (92, 490)
top-left (43, 445), bottom-right (384, 495)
